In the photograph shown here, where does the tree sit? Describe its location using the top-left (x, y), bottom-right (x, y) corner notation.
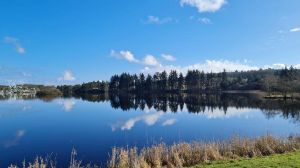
top-left (159, 71), bottom-right (168, 91)
top-left (263, 75), bottom-right (278, 94)
top-left (168, 70), bottom-right (178, 91)
top-left (220, 70), bottom-right (228, 90)
top-left (109, 75), bottom-right (120, 92)
top-left (138, 73), bottom-right (146, 92)
top-left (145, 75), bottom-right (153, 91)
top-left (178, 73), bottom-right (185, 91)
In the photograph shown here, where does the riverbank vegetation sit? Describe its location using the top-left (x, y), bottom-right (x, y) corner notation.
top-left (107, 135), bottom-right (300, 168)
top-left (35, 86), bottom-right (62, 97)
top-left (0, 84), bottom-right (62, 96)
top-left (9, 135), bottom-right (300, 168)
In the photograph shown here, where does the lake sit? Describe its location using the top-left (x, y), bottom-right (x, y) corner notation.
top-left (0, 93), bottom-right (299, 167)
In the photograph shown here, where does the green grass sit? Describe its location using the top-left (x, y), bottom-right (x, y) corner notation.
top-left (189, 151), bottom-right (300, 168)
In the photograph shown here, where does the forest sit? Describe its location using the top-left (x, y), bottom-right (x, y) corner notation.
top-left (57, 67), bottom-right (300, 96)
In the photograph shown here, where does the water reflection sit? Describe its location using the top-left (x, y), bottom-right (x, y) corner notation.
top-left (0, 93), bottom-right (300, 167)
top-left (111, 111), bottom-right (163, 131)
top-left (59, 99), bottom-right (76, 112)
top-left (1, 93), bottom-right (300, 123)
top-left (73, 93), bottom-right (300, 123)
top-left (22, 105), bottom-right (31, 111)
top-left (3, 130), bottom-right (26, 148)
top-left (162, 119), bottom-right (177, 126)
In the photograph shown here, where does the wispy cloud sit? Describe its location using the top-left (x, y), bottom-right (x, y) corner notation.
top-left (189, 16), bottom-right (212, 24)
top-left (4, 36), bottom-right (26, 54)
top-left (290, 27), bottom-right (300, 32)
top-left (277, 27), bottom-right (300, 34)
top-left (198, 17), bottom-right (211, 24)
top-left (0, 66), bottom-right (33, 85)
top-left (161, 54), bottom-right (176, 61)
top-left (180, 0), bottom-right (227, 13)
top-left (58, 70), bottom-right (76, 81)
top-left (143, 15), bottom-right (173, 24)
top-left (22, 105), bottom-right (31, 111)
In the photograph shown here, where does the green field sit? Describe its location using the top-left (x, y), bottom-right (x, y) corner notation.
top-left (189, 151), bottom-right (300, 168)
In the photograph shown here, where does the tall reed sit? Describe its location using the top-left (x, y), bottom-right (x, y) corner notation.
top-left (108, 135), bottom-right (300, 168)
top-left (8, 135), bottom-right (300, 168)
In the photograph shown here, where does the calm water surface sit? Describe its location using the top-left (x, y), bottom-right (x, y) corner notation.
top-left (0, 94), bottom-right (299, 167)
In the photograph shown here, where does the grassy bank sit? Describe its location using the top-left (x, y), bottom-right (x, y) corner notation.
top-left (9, 136), bottom-right (300, 168)
top-left (189, 150), bottom-right (300, 168)
top-left (108, 135), bottom-right (300, 168)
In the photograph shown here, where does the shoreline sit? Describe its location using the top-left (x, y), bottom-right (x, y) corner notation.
top-left (9, 135), bottom-right (300, 168)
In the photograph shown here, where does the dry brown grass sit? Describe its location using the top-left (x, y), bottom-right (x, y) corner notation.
top-left (108, 135), bottom-right (300, 168)
top-left (9, 157), bottom-right (55, 168)
top-left (8, 136), bottom-right (300, 168)
top-left (9, 148), bottom-right (99, 168)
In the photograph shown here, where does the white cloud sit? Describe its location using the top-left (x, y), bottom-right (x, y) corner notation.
top-left (58, 70), bottom-right (76, 81)
top-left (4, 36), bottom-right (26, 54)
top-left (162, 54), bottom-right (176, 61)
top-left (141, 59), bottom-right (300, 75)
top-left (198, 17), bottom-right (211, 24)
top-left (111, 50), bottom-right (163, 67)
top-left (180, 0), bottom-right (227, 13)
top-left (162, 119), bottom-right (177, 126)
top-left (111, 50), bottom-right (139, 63)
top-left (142, 60), bottom-right (259, 75)
top-left (263, 63), bottom-right (300, 69)
top-left (144, 15), bottom-right (173, 24)
top-left (110, 49), bottom-right (300, 74)
top-left (290, 27), bottom-right (300, 32)
top-left (263, 63), bottom-right (286, 69)
top-left (186, 60), bottom-right (258, 73)
top-left (295, 64), bottom-right (300, 69)
top-left (143, 55), bottom-right (159, 66)
top-left (22, 72), bottom-right (31, 77)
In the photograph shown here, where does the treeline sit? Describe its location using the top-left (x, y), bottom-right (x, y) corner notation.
top-left (57, 67), bottom-right (300, 95)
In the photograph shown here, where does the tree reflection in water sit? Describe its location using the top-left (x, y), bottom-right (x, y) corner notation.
top-left (74, 93), bottom-right (300, 123)
top-left (1, 92), bottom-right (300, 123)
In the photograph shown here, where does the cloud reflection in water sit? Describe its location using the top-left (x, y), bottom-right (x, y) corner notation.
top-left (112, 111), bottom-right (164, 131)
top-left (59, 99), bottom-right (76, 112)
top-left (3, 129), bottom-right (26, 148)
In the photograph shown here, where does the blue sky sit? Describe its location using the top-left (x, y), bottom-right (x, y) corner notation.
top-left (0, 0), bottom-right (300, 85)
